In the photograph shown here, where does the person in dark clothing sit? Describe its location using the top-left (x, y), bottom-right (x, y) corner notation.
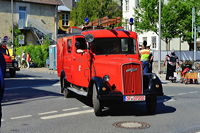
top-left (164, 51), bottom-right (179, 80)
top-left (0, 52), bottom-right (5, 127)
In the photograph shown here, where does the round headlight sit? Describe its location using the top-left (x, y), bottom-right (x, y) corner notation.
top-left (103, 75), bottom-right (110, 81)
top-left (151, 73), bottom-right (157, 79)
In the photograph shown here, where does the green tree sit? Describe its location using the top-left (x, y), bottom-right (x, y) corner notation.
top-left (134, 0), bottom-right (200, 50)
top-left (70, 0), bottom-right (121, 26)
top-left (134, 0), bottom-right (159, 33)
top-left (10, 25), bottom-right (22, 47)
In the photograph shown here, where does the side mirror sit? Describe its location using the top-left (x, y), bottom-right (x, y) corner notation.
top-left (85, 34), bottom-right (94, 43)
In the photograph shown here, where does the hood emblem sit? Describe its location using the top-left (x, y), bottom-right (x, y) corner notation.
top-left (126, 68), bottom-right (138, 72)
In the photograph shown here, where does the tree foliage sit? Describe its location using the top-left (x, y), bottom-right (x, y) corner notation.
top-left (134, 0), bottom-right (200, 49)
top-left (15, 37), bottom-right (50, 67)
top-left (70, 0), bottom-right (122, 26)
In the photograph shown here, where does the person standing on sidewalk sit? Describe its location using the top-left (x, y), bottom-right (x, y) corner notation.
top-left (21, 51), bottom-right (26, 68)
top-left (26, 52), bottom-right (31, 69)
top-left (147, 44), bottom-right (154, 73)
top-left (164, 51), bottom-right (179, 80)
top-left (140, 41), bottom-right (151, 73)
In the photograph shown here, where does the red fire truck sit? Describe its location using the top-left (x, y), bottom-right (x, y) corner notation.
top-left (0, 43), bottom-right (19, 77)
top-left (57, 29), bottom-right (163, 116)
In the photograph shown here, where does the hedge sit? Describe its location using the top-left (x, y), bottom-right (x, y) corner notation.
top-left (15, 44), bottom-right (49, 67)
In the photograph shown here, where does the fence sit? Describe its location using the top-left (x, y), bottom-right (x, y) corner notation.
top-left (153, 50), bottom-right (200, 61)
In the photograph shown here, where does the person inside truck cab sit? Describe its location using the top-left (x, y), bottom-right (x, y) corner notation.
top-left (75, 38), bottom-right (87, 53)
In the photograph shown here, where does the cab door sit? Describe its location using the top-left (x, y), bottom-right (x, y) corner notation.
top-left (71, 36), bottom-right (90, 87)
top-left (63, 37), bottom-right (73, 82)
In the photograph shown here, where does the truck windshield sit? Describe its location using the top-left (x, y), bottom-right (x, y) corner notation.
top-left (91, 38), bottom-right (136, 55)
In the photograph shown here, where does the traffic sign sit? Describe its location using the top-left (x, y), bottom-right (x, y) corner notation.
top-left (129, 18), bottom-right (134, 25)
top-left (18, 35), bottom-right (24, 45)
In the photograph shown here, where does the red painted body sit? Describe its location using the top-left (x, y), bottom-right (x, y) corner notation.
top-left (0, 45), bottom-right (19, 77)
top-left (57, 29), bottom-right (143, 96)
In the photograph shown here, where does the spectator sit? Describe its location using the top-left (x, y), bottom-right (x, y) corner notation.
top-left (140, 41), bottom-right (151, 73)
top-left (21, 51), bottom-right (26, 68)
top-left (147, 44), bottom-right (154, 73)
top-left (164, 51), bottom-right (179, 80)
top-left (26, 52), bottom-right (31, 68)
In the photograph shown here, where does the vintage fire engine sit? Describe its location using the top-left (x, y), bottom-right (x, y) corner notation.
top-left (57, 28), bottom-right (163, 116)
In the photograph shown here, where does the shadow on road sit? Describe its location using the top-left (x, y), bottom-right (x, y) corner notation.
top-left (2, 72), bottom-right (61, 106)
top-left (74, 95), bottom-right (176, 116)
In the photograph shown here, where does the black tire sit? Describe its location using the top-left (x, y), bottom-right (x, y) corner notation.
top-left (92, 84), bottom-right (103, 116)
top-left (10, 69), bottom-right (16, 77)
top-left (146, 95), bottom-right (157, 114)
top-left (61, 75), bottom-right (72, 98)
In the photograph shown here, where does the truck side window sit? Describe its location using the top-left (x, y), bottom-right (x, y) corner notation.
top-left (75, 38), bottom-right (87, 50)
top-left (67, 39), bottom-right (72, 53)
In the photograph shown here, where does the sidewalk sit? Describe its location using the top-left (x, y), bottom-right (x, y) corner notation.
top-left (21, 67), bottom-right (57, 75)
top-left (21, 67), bottom-right (199, 86)
top-left (22, 67), bottom-right (169, 82)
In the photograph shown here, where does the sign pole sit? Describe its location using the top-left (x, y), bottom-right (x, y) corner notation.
top-left (158, 0), bottom-right (161, 73)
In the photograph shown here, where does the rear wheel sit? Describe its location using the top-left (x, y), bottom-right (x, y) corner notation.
top-left (146, 95), bottom-right (157, 114)
top-left (92, 84), bottom-right (103, 116)
top-left (61, 75), bottom-right (72, 98)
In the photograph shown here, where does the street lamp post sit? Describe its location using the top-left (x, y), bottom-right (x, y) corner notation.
top-left (192, 7), bottom-right (197, 61)
top-left (158, 0), bottom-right (161, 73)
top-left (11, 0), bottom-right (14, 54)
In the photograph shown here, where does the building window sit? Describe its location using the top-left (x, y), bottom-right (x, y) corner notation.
top-left (151, 36), bottom-right (157, 49)
top-left (143, 37), bottom-right (147, 42)
top-left (125, 0), bottom-right (129, 11)
top-left (62, 14), bottom-right (69, 26)
top-left (19, 6), bottom-right (26, 20)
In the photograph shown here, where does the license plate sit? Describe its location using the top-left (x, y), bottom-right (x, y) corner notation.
top-left (123, 95), bottom-right (146, 102)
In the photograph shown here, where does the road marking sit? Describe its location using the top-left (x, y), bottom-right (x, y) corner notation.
top-left (38, 111), bottom-right (58, 115)
top-left (10, 115), bottom-right (32, 120)
top-left (1, 119), bottom-right (4, 122)
top-left (62, 107), bottom-right (79, 112)
top-left (40, 109), bottom-right (93, 120)
top-left (157, 98), bottom-right (176, 103)
top-left (168, 91), bottom-right (199, 97)
top-left (188, 91), bottom-right (198, 94)
top-left (52, 83), bottom-right (60, 86)
top-left (82, 106), bottom-right (89, 108)
top-left (165, 99), bottom-right (176, 103)
top-left (177, 93), bottom-right (187, 96)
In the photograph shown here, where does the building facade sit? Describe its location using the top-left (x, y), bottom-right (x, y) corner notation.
top-left (0, 0), bottom-right (61, 45)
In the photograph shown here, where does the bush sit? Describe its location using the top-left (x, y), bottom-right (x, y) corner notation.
top-left (15, 44), bottom-right (49, 67)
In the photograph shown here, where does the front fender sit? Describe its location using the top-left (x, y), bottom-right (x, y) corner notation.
top-left (89, 77), bottom-right (109, 96)
top-left (143, 73), bottom-right (163, 96)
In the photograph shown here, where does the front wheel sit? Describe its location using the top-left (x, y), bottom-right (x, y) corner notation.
top-left (146, 95), bottom-right (157, 114)
top-left (92, 84), bottom-right (103, 116)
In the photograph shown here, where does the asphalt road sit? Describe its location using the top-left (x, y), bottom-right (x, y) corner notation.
top-left (1, 69), bottom-right (200, 133)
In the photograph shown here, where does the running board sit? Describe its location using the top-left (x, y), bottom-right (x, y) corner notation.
top-left (67, 87), bottom-right (88, 96)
